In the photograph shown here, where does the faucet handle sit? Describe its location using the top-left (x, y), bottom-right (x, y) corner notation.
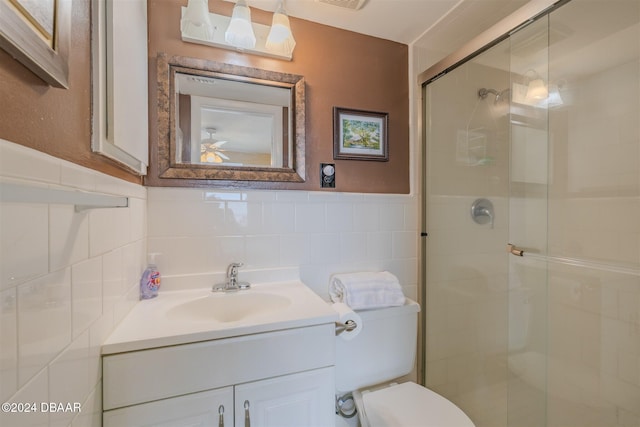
top-left (227, 262), bottom-right (243, 277)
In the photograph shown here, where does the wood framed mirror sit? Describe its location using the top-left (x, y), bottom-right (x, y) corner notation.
top-left (156, 53), bottom-right (305, 182)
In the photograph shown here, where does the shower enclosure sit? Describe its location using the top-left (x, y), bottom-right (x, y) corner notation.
top-left (421, 1), bottom-right (639, 426)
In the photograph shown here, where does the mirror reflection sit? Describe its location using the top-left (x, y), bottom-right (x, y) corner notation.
top-left (156, 53), bottom-right (305, 183)
top-left (175, 72), bottom-right (291, 168)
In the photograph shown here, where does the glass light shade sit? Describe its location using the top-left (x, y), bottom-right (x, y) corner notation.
top-left (546, 83), bottom-right (563, 106)
top-left (266, 5), bottom-right (296, 55)
top-left (526, 78), bottom-right (548, 100)
top-left (181, 0), bottom-right (214, 40)
top-left (225, 0), bottom-right (256, 49)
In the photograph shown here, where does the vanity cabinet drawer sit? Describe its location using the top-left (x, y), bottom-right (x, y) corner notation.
top-left (103, 324), bottom-right (334, 410)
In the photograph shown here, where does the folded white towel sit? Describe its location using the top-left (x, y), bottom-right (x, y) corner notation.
top-left (329, 271), bottom-right (405, 310)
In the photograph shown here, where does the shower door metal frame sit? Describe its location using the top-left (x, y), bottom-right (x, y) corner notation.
top-left (417, 0), bottom-right (567, 87)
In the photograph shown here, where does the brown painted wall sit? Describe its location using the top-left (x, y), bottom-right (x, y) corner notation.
top-left (0, 1), bottom-right (409, 193)
top-left (146, 0), bottom-right (410, 193)
top-left (0, 2), bottom-right (142, 184)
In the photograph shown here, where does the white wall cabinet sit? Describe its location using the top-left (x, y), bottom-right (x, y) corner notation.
top-left (103, 324), bottom-right (335, 426)
top-left (91, 0), bottom-right (149, 175)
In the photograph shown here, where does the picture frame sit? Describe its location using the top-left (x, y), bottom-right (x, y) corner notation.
top-left (333, 107), bottom-right (389, 161)
top-left (0, 0), bottom-right (70, 88)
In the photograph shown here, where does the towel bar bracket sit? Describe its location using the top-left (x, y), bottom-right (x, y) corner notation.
top-left (335, 319), bottom-right (357, 336)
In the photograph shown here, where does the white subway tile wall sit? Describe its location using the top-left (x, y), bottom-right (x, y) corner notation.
top-left (0, 138), bottom-right (418, 426)
top-left (0, 139), bottom-right (147, 427)
top-left (147, 188), bottom-right (419, 300)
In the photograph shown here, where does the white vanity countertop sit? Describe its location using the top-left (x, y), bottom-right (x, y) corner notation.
top-left (102, 280), bottom-right (338, 355)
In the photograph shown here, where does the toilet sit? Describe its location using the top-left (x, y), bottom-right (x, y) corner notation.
top-left (335, 299), bottom-right (474, 427)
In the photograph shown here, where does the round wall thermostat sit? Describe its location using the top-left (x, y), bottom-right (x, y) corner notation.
top-left (321, 163), bottom-right (336, 188)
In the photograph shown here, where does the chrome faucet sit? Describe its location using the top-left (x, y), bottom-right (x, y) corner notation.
top-left (213, 262), bottom-right (251, 292)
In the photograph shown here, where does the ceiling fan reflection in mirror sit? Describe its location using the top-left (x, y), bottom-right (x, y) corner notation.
top-left (200, 128), bottom-right (230, 163)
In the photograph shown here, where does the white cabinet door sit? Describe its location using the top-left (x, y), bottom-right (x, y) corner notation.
top-left (235, 367), bottom-right (335, 427)
top-left (91, 0), bottom-right (148, 175)
top-left (104, 386), bottom-right (234, 427)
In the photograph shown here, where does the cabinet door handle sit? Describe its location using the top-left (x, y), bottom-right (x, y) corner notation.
top-left (218, 404), bottom-right (225, 427)
top-left (244, 400), bottom-right (251, 427)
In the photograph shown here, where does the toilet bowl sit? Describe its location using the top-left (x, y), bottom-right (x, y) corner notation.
top-left (335, 299), bottom-right (474, 427)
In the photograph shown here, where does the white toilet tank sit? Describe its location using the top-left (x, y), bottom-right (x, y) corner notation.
top-left (335, 299), bottom-right (421, 394)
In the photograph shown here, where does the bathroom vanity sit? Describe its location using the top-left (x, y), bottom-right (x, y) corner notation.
top-left (101, 281), bottom-right (337, 426)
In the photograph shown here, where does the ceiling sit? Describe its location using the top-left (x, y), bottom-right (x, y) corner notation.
top-left (224, 0), bottom-right (531, 46)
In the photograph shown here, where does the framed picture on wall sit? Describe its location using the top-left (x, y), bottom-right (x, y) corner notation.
top-left (0, 0), bottom-right (70, 88)
top-left (333, 107), bottom-right (389, 161)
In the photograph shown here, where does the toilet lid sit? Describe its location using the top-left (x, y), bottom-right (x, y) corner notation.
top-left (361, 382), bottom-right (474, 427)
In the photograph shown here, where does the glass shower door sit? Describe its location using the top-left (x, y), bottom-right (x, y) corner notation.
top-left (424, 1), bottom-right (640, 426)
top-left (544, 2), bottom-right (640, 426)
top-left (505, 16), bottom-right (550, 427)
top-left (423, 38), bottom-right (512, 427)
top-left (422, 16), bottom-right (552, 427)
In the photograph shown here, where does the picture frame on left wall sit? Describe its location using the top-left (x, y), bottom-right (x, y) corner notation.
top-left (0, 0), bottom-right (70, 88)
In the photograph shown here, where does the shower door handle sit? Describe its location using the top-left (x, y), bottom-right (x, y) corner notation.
top-left (507, 243), bottom-right (524, 256)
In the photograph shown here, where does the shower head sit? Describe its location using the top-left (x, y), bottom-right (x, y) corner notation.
top-left (478, 88), bottom-right (499, 99)
top-left (478, 87), bottom-right (510, 103)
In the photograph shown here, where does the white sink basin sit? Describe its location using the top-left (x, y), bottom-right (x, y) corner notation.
top-left (167, 291), bottom-right (291, 323)
top-left (102, 280), bottom-right (339, 354)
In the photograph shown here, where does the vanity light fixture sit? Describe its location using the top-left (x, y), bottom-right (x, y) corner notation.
top-left (225, 0), bottom-right (256, 49)
top-left (265, 2), bottom-right (295, 56)
top-left (180, 0), bottom-right (296, 61)
top-left (527, 78), bottom-right (548, 100)
top-left (181, 0), bottom-right (215, 41)
top-left (512, 72), bottom-right (564, 108)
top-left (546, 83), bottom-right (564, 107)
top-left (524, 70), bottom-right (548, 100)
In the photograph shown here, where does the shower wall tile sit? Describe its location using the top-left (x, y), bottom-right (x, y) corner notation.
top-left (147, 188), bottom-right (418, 299)
top-left (0, 139), bottom-right (146, 427)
